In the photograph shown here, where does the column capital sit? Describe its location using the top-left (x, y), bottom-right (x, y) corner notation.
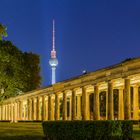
top-left (81, 86), bottom-right (89, 91)
top-left (41, 95), bottom-right (46, 99)
top-left (64, 90), bottom-right (69, 94)
top-left (122, 76), bottom-right (130, 80)
top-left (27, 98), bottom-right (32, 101)
top-left (132, 84), bottom-right (140, 88)
top-left (36, 96), bottom-right (40, 99)
top-left (48, 94), bottom-right (52, 99)
top-left (106, 79), bottom-right (114, 85)
top-left (73, 87), bottom-right (81, 92)
top-left (118, 86), bottom-right (124, 90)
top-left (55, 91), bottom-right (61, 95)
top-left (92, 83), bottom-right (100, 87)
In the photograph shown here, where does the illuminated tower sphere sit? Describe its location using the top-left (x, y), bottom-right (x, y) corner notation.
top-left (49, 20), bottom-right (58, 84)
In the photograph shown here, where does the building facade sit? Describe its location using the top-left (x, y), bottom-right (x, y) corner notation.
top-left (0, 58), bottom-right (140, 122)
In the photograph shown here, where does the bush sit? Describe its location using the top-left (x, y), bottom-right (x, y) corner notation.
top-left (42, 120), bottom-right (133, 140)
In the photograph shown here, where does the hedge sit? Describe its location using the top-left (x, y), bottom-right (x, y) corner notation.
top-left (42, 120), bottom-right (133, 140)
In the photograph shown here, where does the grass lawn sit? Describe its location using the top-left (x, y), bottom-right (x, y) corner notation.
top-left (0, 122), bottom-right (45, 140)
top-left (0, 122), bottom-right (139, 140)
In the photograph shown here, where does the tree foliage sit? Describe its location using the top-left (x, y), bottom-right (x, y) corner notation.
top-left (0, 23), bottom-right (7, 40)
top-left (0, 40), bottom-right (41, 101)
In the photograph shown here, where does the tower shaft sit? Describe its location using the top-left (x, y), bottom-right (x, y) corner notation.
top-left (51, 67), bottom-right (56, 84)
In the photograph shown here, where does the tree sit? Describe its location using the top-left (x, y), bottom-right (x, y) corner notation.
top-left (0, 23), bottom-right (7, 40)
top-left (0, 40), bottom-right (41, 102)
top-left (22, 52), bottom-right (41, 91)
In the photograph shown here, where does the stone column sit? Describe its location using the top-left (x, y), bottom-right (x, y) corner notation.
top-left (22, 104), bottom-right (25, 120)
top-left (48, 95), bottom-right (54, 120)
top-left (55, 93), bottom-right (60, 120)
top-left (6, 105), bottom-right (8, 121)
top-left (9, 104), bottom-right (11, 121)
top-left (4, 105), bottom-right (6, 120)
top-left (32, 98), bottom-right (36, 120)
top-left (62, 92), bottom-right (67, 120)
top-left (0, 106), bottom-right (1, 120)
top-left (3, 105), bottom-right (5, 120)
top-left (82, 87), bottom-right (90, 120)
top-left (69, 96), bottom-right (72, 120)
top-left (7, 104), bottom-right (10, 120)
top-left (105, 90), bottom-right (108, 120)
top-left (133, 85), bottom-right (139, 120)
top-left (41, 96), bottom-right (45, 121)
top-left (1, 105), bottom-right (3, 120)
top-left (11, 103), bottom-right (13, 122)
top-left (16, 102), bottom-right (19, 120)
top-left (13, 103), bottom-right (16, 122)
top-left (52, 98), bottom-right (55, 120)
top-left (108, 81), bottom-right (114, 120)
top-left (94, 85), bottom-right (100, 120)
top-left (77, 95), bottom-right (81, 119)
top-left (27, 99), bottom-right (30, 120)
top-left (72, 89), bottom-right (76, 120)
top-left (15, 103), bottom-right (18, 121)
top-left (124, 78), bottom-right (131, 120)
top-left (27, 99), bottom-right (32, 120)
top-left (118, 87), bottom-right (124, 120)
top-left (36, 96), bottom-right (40, 120)
top-left (2, 105), bottom-right (5, 120)
top-left (45, 97), bottom-right (48, 120)
top-left (9, 104), bottom-right (11, 120)
top-left (6, 105), bottom-right (8, 120)
top-left (5, 105), bottom-right (7, 120)
top-left (19, 101), bottom-right (23, 120)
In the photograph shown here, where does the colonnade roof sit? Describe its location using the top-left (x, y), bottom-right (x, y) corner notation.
top-left (1, 57), bottom-right (140, 104)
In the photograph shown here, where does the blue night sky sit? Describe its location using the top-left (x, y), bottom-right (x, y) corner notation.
top-left (0, 0), bottom-right (140, 86)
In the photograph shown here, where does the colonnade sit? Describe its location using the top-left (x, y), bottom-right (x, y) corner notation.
top-left (0, 77), bottom-right (139, 122)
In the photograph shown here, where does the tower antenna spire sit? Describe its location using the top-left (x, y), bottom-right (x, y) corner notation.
top-left (52, 19), bottom-right (55, 51)
top-left (51, 19), bottom-right (56, 59)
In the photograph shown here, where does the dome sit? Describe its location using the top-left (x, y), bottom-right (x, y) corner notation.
top-left (49, 58), bottom-right (58, 67)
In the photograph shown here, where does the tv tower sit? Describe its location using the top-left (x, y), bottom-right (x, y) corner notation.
top-left (49, 20), bottom-right (58, 84)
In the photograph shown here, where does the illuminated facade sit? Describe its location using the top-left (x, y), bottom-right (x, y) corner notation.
top-left (0, 58), bottom-right (140, 122)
